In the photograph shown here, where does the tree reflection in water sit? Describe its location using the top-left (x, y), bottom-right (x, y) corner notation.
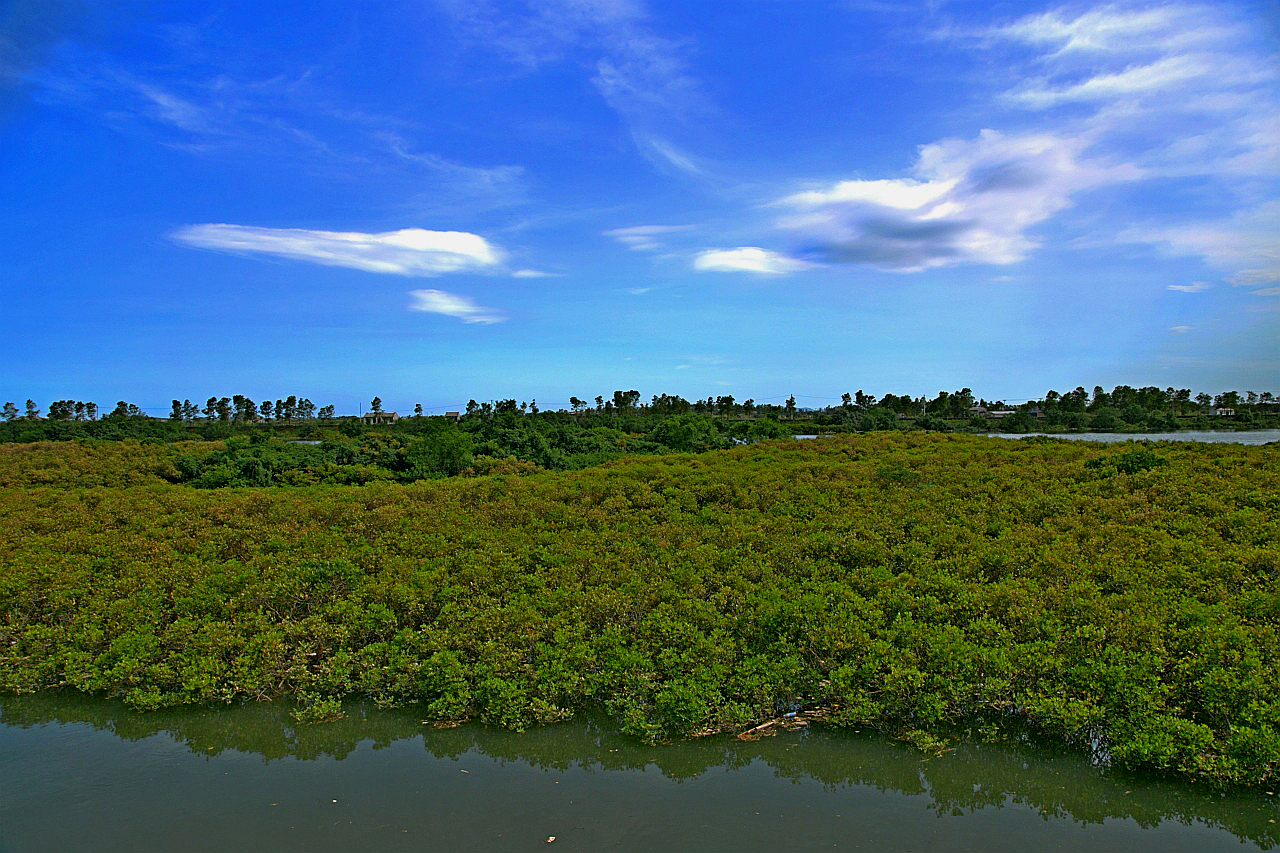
top-left (2, 691), bottom-right (1276, 849)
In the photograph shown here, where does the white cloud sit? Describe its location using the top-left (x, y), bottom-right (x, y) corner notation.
top-left (605, 224), bottom-right (694, 251)
top-left (173, 224), bottom-right (503, 275)
top-left (1252, 287), bottom-right (1280, 297)
top-left (1119, 201), bottom-right (1280, 287)
top-left (632, 134), bottom-right (707, 177)
top-left (1007, 54), bottom-right (1227, 109)
top-left (511, 268), bottom-right (557, 278)
top-left (782, 178), bottom-right (955, 211)
top-left (1168, 281), bottom-right (1209, 292)
top-left (763, 4), bottom-right (1275, 276)
top-left (1170, 325), bottom-right (1192, 334)
top-left (775, 129), bottom-right (1139, 271)
top-left (693, 247), bottom-right (810, 275)
top-left (994, 6), bottom-right (1233, 57)
top-left (408, 289), bottom-right (506, 324)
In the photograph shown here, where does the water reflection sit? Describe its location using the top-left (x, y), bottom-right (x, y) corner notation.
top-left (2, 692), bottom-right (1276, 850)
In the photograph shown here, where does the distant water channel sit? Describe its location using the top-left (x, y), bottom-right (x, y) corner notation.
top-left (985, 429), bottom-right (1280, 445)
top-left (2, 694), bottom-right (1276, 852)
top-left (792, 430), bottom-right (1279, 445)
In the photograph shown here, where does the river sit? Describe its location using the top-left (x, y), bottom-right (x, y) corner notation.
top-left (984, 429), bottom-right (1280, 445)
top-left (1, 693), bottom-right (1275, 851)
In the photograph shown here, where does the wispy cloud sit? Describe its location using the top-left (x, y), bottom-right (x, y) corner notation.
top-left (408, 289), bottom-right (506, 324)
top-left (694, 247), bottom-right (810, 275)
top-left (1170, 325), bottom-right (1192, 334)
top-left (27, 45), bottom-right (528, 209)
top-left (173, 225), bottom-right (504, 275)
top-left (605, 224), bottom-right (695, 251)
top-left (1119, 201), bottom-right (1280, 288)
top-left (1168, 281), bottom-right (1209, 292)
top-left (439, 0), bottom-right (713, 176)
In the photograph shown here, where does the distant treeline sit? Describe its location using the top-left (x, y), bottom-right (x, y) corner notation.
top-left (2, 383), bottom-right (1277, 447)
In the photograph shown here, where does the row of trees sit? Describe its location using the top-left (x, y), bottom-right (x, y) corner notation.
top-left (169, 396), bottom-right (335, 423)
top-left (3, 399), bottom-right (142, 422)
top-left (564, 392), bottom-right (803, 419)
top-left (5, 384), bottom-right (1276, 427)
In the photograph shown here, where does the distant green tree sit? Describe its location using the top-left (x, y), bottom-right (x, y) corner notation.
top-left (169, 400), bottom-right (183, 421)
top-left (1090, 409), bottom-right (1120, 431)
top-left (414, 403), bottom-right (423, 417)
top-left (232, 395), bottom-right (256, 423)
top-left (370, 396), bottom-right (383, 414)
top-left (611, 390), bottom-right (640, 411)
top-left (106, 401), bottom-right (142, 418)
top-left (649, 414), bottom-right (731, 452)
top-left (259, 400), bottom-right (274, 421)
top-left (3, 402), bottom-right (19, 421)
top-left (784, 395), bottom-right (797, 419)
top-left (317, 405), bottom-right (335, 420)
top-left (405, 425), bottom-right (474, 478)
top-left (651, 394), bottom-right (691, 415)
top-left (24, 400), bottom-right (39, 419)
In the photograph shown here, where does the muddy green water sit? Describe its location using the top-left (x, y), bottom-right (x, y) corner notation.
top-left (1, 694), bottom-right (1276, 852)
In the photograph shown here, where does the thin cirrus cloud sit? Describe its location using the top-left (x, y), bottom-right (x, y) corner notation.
top-left (605, 224), bottom-right (695, 251)
top-left (1120, 201), bottom-right (1280, 289)
top-left (1168, 282), bottom-right (1210, 292)
top-left (408, 289), bottom-right (506, 324)
top-left (172, 224), bottom-right (504, 275)
top-left (439, 0), bottom-right (712, 177)
top-left (693, 247), bottom-right (810, 275)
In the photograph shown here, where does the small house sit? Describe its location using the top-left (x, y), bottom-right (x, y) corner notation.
top-left (362, 411), bottom-right (400, 425)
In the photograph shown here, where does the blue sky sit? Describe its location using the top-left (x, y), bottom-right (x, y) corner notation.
top-left (2, 0), bottom-right (1276, 415)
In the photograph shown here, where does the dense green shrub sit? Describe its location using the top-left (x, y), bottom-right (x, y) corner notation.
top-left (1, 434), bottom-right (1277, 786)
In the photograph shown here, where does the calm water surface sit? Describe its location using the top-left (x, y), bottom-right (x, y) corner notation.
top-left (1, 694), bottom-right (1276, 852)
top-left (985, 429), bottom-right (1280, 445)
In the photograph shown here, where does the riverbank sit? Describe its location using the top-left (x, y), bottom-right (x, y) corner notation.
top-left (1, 433), bottom-right (1276, 786)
